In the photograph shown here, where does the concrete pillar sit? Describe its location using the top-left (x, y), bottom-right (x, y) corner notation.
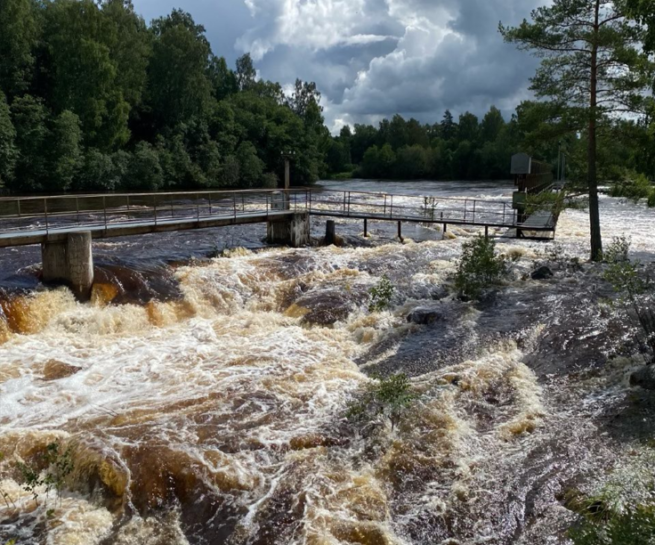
top-left (41, 231), bottom-right (94, 301)
top-left (325, 220), bottom-right (336, 245)
top-left (67, 232), bottom-right (94, 300)
top-left (267, 213), bottom-right (310, 248)
top-left (42, 240), bottom-right (68, 284)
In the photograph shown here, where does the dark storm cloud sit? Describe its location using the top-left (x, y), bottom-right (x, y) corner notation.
top-left (132, 0), bottom-right (546, 130)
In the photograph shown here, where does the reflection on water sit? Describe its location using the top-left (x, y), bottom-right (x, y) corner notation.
top-left (0, 180), bottom-right (653, 544)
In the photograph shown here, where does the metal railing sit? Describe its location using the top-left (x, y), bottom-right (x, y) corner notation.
top-left (309, 190), bottom-right (522, 228)
top-left (0, 189), bottom-right (311, 236)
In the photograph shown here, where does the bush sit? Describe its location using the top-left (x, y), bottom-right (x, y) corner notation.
top-left (454, 236), bottom-right (506, 300)
top-left (369, 275), bottom-right (395, 312)
top-left (16, 441), bottom-right (74, 504)
top-left (609, 172), bottom-right (653, 202)
top-left (603, 237), bottom-right (655, 356)
top-left (261, 172), bottom-right (278, 189)
top-left (347, 373), bottom-right (417, 428)
top-left (569, 504), bottom-right (655, 545)
top-left (648, 189), bottom-right (655, 208)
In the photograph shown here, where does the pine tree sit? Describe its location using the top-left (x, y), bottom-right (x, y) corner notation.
top-left (501, 0), bottom-right (653, 261)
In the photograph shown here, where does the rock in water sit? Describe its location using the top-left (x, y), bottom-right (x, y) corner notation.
top-left (630, 365), bottom-right (655, 390)
top-left (531, 266), bottom-right (554, 280)
top-left (407, 305), bottom-right (444, 325)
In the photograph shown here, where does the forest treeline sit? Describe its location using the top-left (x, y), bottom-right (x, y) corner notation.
top-left (0, 0), bottom-right (653, 194)
top-left (0, 0), bottom-right (329, 193)
top-left (326, 105), bottom-right (655, 184)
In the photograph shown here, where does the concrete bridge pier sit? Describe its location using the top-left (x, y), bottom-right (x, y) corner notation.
top-left (42, 231), bottom-right (94, 301)
top-left (267, 213), bottom-right (310, 247)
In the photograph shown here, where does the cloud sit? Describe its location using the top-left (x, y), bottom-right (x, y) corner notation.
top-left (133, 0), bottom-right (546, 132)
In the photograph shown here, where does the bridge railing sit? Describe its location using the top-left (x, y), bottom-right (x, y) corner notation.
top-left (309, 190), bottom-right (519, 227)
top-left (0, 189), bottom-right (311, 236)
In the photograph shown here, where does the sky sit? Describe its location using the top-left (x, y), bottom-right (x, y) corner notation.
top-left (133, 0), bottom-right (546, 133)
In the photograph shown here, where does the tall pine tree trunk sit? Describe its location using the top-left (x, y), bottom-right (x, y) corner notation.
top-left (588, 0), bottom-right (603, 261)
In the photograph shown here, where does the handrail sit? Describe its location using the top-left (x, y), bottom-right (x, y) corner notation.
top-left (0, 187), bottom-right (311, 203)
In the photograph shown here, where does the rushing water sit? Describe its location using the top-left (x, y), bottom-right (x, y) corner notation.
top-left (0, 180), bottom-right (653, 545)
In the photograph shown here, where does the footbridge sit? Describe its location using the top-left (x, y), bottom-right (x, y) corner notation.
top-left (0, 187), bottom-right (559, 298)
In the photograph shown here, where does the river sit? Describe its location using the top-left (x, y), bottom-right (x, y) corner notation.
top-left (0, 180), bottom-right (653, 544)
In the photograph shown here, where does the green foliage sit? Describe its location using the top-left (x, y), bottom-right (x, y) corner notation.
top-left (369, 275), bottom-right (395, 312)
top-left (341, 106), bottom-right (517, 181)
top-left (603, 236), bottom-right (655, 355)
top-left (455, 236), bottom-right (506, 300)
top-left (347, 373), bottom-right (417, 428)
top-left (610, 172), bottom-right (654, 203)
top-left (0, 91), bottom-right (17, 188)
top-left (0, 0), bottom-right (39, 99)
top-left (124, 142), bottom-right (163, 190)
top-left (16, 441), bottom-right (74, 504)
top-left (569, 504), bottom-right (655, 545)
top-left (0, 2), bottom-right (327, 193)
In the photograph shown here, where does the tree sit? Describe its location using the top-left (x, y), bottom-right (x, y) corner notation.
top-left (458, 112), bottom-right (480, 143)
top-left (388, 114), bottom-right (408, 150)
top-left (0, 0), bottom-right (39, 99)
top-left (501, 1), bottom-right (653, 261)
top-left (148, 10), bottom-right (213, 129)
top-left (48, 109), bottom-right (82, 192)
top-left (209, 56), bottom-right (238, 100)
top-left (236, 141), bottom-right (264, 188)
top-left (440, 110), bottom-right (457, 141)
top-left (287, 79), bottom-right (322, 119)
top-left (43, 0), bottom-right (132, 150)
top-left (236, 53), bottom-right (256, 91)
top-left (10, 95), bottom-right (49, 191)
top-left (481, 106), bottom-right (505, 143)
top-left (0, 92), bottom-right (17, 188)
top-left (124, 141), bottom-right (163, 190)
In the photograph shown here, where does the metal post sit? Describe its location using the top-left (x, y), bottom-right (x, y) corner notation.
top-left (153, 195), bottom-right (157, 226)
top-left (76, 197), bottom-right (80, 224)
top-left (233, 194), bottom-right (237, 219)
top-left (364, 218), bottom-right (368, 238)
top-left (390, 195), bottom-right (394, 219)
top-left (397, 220), bottom-right (402, 241)
top-left (16, 199), bottom-right (21, 217)
top-left (472, 200), bottom-right (476, 223)
top-left (347, 192), bottom-right (351, 216)
top-left (197, 194), bottom-right (201, 220)
top-left (485, 226), bottom-right (489, 239)
top-left (208, 194), bottom-right (212, 215)
top-left (103, 196), bottom-right (107, 229)
top-left (384, 195), bottom-right (387, 216)
top-left (44, 198), bottom-right (49, 233)
top-left (284, 159), bottom-right (290, 190)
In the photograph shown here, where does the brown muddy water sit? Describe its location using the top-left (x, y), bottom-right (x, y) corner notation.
top-left (0, 181), bottom-right (654, 545)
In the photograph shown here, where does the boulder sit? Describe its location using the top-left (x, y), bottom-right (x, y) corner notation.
top-left (407, 306), bottom-right (444, 325)
top-left (531, 266), bottom-right (554, 280)
top-left (630, 365), bottom-right (655, 390)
